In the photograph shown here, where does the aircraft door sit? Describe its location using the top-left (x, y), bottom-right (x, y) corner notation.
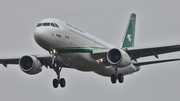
top-left (62, 22), bottom-right (70, 47)
top-left (62, 22), bottom-right (69, 38)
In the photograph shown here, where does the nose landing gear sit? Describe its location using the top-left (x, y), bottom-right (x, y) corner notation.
top-left (52, 63), bottom-right (66, 88)
top-left (49, 49), bottom-right (66, 88)
top-left (50, 49), bottom-right (57, 67)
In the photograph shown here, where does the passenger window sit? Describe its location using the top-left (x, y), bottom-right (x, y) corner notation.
top-left (54, 23), bottom-right (59, 28)
top-left (43, 23), bottom-right (50, 26)
top-left (51, 23), bottom-right (56, 27)
top-left (37, 23), bottom-right (42, 27)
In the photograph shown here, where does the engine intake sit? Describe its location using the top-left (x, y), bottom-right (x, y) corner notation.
top-left (107, 49), bottom-right (122, 64)
top-left (19, 55), bottom-right (42, 75)
top-left (107, 48), bottom-right (131, 67)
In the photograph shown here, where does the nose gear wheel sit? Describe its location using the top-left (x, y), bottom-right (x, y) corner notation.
top-left (51, 62), bottom-right (66, 88)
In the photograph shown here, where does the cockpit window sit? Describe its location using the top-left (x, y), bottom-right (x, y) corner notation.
top-left (37, 23), bottom-right (42, 27)
top-left (54, 23), bottom-right (59, 28)
top-left (51, 23), bottom-right (56, 27)
top-left (43, 23), bottom-right (50, 26)
top-left (36, 22), bottom-right (59, 28)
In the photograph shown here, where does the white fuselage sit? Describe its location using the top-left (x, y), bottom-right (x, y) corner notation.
top-left (34, 18), bottom-right (139, 77)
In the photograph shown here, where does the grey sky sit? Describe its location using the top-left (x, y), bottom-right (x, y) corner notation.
top-left (0, 0), bottom-right (180, 101)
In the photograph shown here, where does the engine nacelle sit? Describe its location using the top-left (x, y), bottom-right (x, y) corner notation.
top-left (19, 55), bottom-right (42, 75)
top-left (107, 48), bottom-right (131, 67)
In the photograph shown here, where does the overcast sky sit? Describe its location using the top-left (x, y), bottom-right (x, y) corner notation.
top-left (0, 0), bottom-right (180, 101)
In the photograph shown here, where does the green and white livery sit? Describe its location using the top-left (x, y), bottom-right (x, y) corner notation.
top-left (121, 13), bottom-right (136, 48)
top-left (1, 13), bottom-right (180, 88)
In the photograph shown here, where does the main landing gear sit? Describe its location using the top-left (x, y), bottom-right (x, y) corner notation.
top-left (111, 66), bottom-right (124, 84)
top-left (50, 49), bottom-right (66, 88)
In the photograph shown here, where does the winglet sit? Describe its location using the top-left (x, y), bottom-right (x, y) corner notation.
top-left (121, 13), bottom-right (136, 48)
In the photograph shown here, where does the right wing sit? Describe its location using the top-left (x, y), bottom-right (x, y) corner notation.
top-left (0, 54), bottom-right (70, 68)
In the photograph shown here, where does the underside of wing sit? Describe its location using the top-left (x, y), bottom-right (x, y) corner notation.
top-left (0, 54), bottom-right (69, 68)
top-left (125, 44), bottom-right (180, 60)
top-left (0, 56), bottom-right (20, 67)
top-left (133, 58), bottom-right (180, 66)
top-left (91, 49), bottom-right (110, 60)
top-left (91, 44), bottom-right (180, 67)
top-left (92, 44), bottom-right (180, 61)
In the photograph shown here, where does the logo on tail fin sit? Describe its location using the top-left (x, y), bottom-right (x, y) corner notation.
top-left (121, 13), bottom-right (136, 48)
top-left (127, 34), bottom-right (132, 42)
top-left (131, 17), bottom-right (135, 21)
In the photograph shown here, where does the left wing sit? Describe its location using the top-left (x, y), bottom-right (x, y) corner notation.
top-left (124, 43), bottom-right (180, 60)
top-left (92, 44), bottom-right (180, 60)
top-left (133, 58), bottom-right (180, 66)
top-left (92, 43), bottom-right (180, 66)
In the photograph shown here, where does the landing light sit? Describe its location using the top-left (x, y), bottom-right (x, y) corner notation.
top-left (96, 58), bottom-right (104, 64)
top-left (50, 49), bottom-right (57, 55)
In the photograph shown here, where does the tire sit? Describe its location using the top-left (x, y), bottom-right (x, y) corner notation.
top-left (60, 78), bottom-right (66, 88)
top-left (118, 74), bottom-right (124, 83)
top-left (111, 74), bottom-right (117, 84)
top-left (53, 79), bottom-right (59, 88)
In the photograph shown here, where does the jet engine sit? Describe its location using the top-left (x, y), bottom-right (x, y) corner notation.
top-left (19, 55), bottom-right (42, 75)
top-left (107, 48), bottom-right (131, 67)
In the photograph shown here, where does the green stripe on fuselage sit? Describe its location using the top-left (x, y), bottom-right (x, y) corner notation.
top-left (57, 48), bottom-right (92, 53)
top-left (56, 47), bottom-right (107, 53)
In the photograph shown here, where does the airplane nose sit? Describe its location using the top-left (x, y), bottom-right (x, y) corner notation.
top-left (34, 28), bottom-right (48, 40)
top-left (34, 28), bottom-right (48, 46)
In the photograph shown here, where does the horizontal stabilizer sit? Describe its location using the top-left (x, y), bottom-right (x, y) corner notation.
top-left (133, 58), bottom-right (180, 66)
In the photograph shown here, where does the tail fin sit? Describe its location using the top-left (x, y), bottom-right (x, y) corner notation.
top-left (121, 13), bottom-right (136, 48)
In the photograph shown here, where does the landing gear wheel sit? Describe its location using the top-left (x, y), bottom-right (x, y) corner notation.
top-left (111, 74), bottom-right (117, 84)
top-left (53, 79), bottom-right (59, 88)
top-left (118, 74), bottom-right (124, 83)
top-left (60, 78), bottom-right (66, 88)
top-left (51, 61), bottom-right (66, 88)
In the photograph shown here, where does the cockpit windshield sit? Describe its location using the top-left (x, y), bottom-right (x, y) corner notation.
top-left (36, 22), bottom-right (59, 28)
top-left (43, 23), bottom-right (50, 26)
top-left (51, 23), bottom-right (56, 27)
top-left (54, 23), bottom-right (59, 28)
top-left (37, 23), bottom-right (42, 27)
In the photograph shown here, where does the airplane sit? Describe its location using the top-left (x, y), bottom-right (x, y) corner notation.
top-left (1, 13), bottom-right (180, 88)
